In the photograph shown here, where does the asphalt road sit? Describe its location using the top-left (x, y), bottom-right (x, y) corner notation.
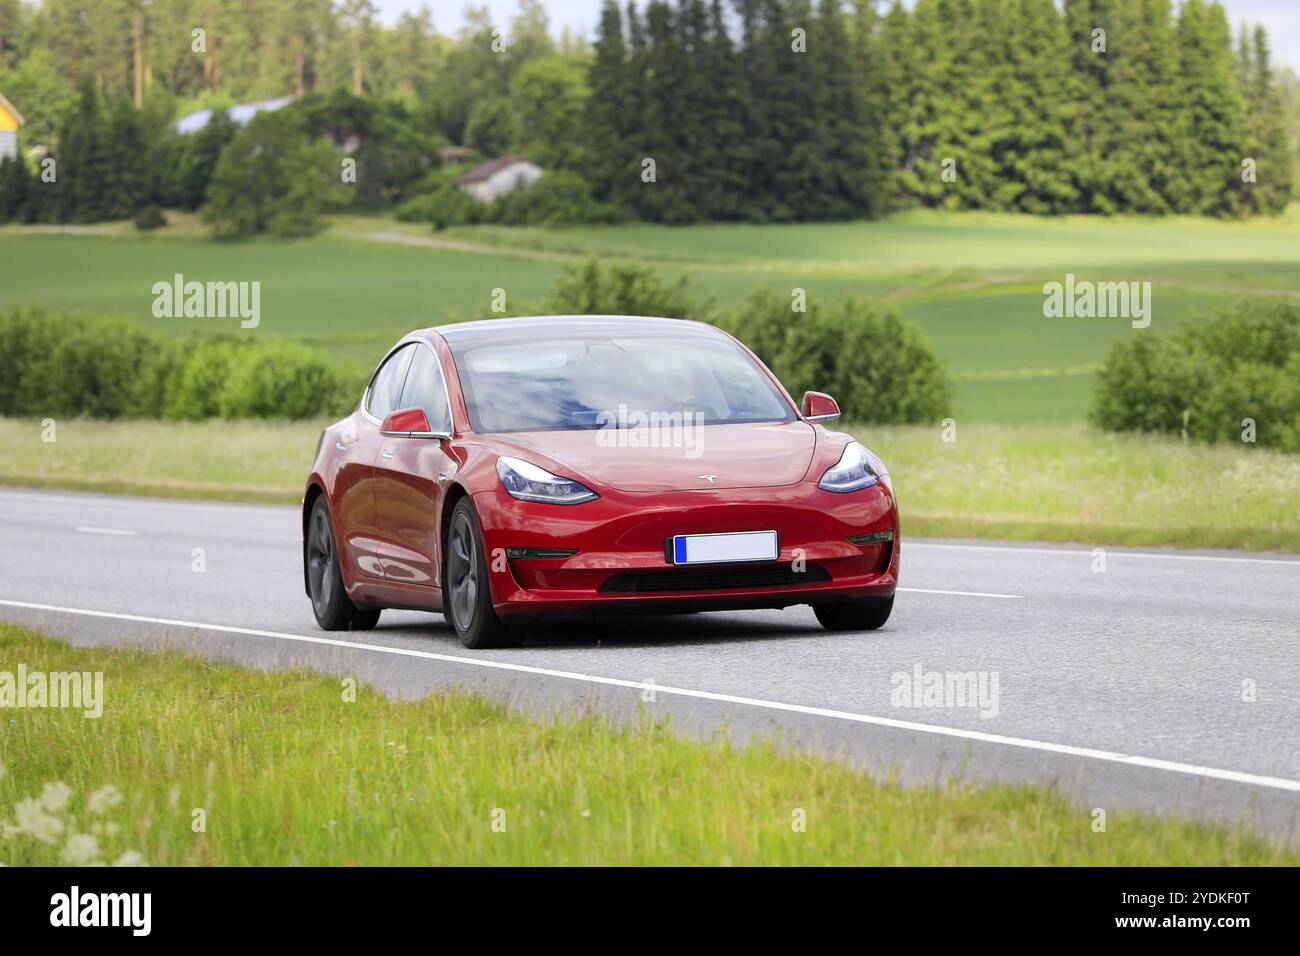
top-left (1, 487), bottom-right (1298, 839)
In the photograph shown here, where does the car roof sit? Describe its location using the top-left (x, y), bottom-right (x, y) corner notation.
top-left (428, 314), bottom-right (722, 341)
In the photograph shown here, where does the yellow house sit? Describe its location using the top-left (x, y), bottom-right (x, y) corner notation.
top-left (0, 91), bottom-right (25, 161)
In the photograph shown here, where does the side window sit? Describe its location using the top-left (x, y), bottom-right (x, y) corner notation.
top-left (399, 345), bottom-right (453, 433)
top-left (366, 345), bottom-right (415, 419)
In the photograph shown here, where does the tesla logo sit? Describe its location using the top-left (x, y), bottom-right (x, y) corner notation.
top-left (698, 475), bottom-right (718, 484)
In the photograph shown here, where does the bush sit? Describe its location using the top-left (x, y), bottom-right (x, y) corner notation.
top-left (162, 339), bottom-right (251, 420)
top-left (397, 180), bottom-right (485, 229)
top-left (218, 341), bottom-right (348, 419)
top-left (723, 290), bottom-right (954, 425)
top-left (489, 171), bottom-right (624, 226)
top-left (0, 308), bottom-right (71, 414)
top-left (547, 258), bottom-right (709, 319)
top-left (1090, 298), bottom-right (1300, 451)
top-left (0, 308), bottom-right (350, 421)
top-left (398, 169), bottom-right (622, 229)
top-left (0, 310), bottom-right (166, 418)
top-left (133, 205), bottom-right (167, 230)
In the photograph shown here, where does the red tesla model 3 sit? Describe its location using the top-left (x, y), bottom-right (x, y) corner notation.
top-left (302, 315), bottom-right (899, 648)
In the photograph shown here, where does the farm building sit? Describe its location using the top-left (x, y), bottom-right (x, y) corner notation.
top-left (0, 91), bottom-right (24, 161)
top-left (457, 156), bottom-right (543, 203)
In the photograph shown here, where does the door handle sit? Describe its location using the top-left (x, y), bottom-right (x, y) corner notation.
top-left (381, 451), bottom-right (394, 460)
top-left (335, 442), bottom-right (347, 451)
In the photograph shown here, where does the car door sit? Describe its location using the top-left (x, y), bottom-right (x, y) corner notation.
top-left (373, 341), bottom-right (459, 590)
top-left (338, 343), bottom-right (416, 581)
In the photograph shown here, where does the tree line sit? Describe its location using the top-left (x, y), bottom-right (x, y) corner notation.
top-left (0, 0), bottom-right (1294, 228)
top-left (587, 0), bottom-right (1294, 221)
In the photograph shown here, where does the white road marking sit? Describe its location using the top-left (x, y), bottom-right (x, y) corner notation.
top-left (899, 587), bottom-right (1022, 599)
top-left (908, 541), bottom-right (1300, 567)
top-left (2, 598), bottom-right (1298, 795)
top-left (74, 527), bottom-right (138, 537)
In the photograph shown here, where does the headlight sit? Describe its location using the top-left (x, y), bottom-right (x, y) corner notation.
top-left (818, 441), bottom-right (890, 493)
top-left (496, 456), bottom-right (598, 504)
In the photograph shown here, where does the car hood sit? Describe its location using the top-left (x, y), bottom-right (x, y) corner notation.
top-left (495, 421), bottom-right (818, 493)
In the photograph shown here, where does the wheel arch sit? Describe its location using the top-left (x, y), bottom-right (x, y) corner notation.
top-left (302, 481), bottom-right (327, 598)
top-left (437, 481), bottom-right (472, 592)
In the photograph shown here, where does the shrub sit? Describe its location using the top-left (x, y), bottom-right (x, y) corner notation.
top-left (0, 308), bottom-right (352, 421)
top-left (0, 308), bottom-right (73, 414)
top-left (218, 341), bottom-right (347, 419)
top-left (488, 171), bottom-right (624, 226)
top-left (401, 181), bottom-right (485, 229)
top-left (162, 339), bottom-right (251, 420)
top-left (1090, 298), bottom-right (1300, 451)
top-left (0, 309), bottom-right (165, 418)
top-left (133, 205), bottom-right (167, 230)
top-left (723, 290), bottom-right (954, 425)
top-left (547, 258), bottom-right (709, 319)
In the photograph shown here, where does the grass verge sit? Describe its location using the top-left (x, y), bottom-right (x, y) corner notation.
top-left (0, 624), bottom-right (1293, 865)
top-left (1, 417), bottom-right (1296, 552)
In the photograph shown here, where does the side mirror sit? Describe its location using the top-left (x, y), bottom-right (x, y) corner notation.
top-left (380, 407), bottom-right (447, 438)
top-left (801, 391), bottom-right (840, 423)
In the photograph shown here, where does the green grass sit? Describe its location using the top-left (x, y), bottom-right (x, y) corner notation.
top-left (3, 416), bottom-right (1295, 552)
top-left (1, 623), bottom-right (1292, 865)
top-left (4, 207), bottom-right (1299, 424)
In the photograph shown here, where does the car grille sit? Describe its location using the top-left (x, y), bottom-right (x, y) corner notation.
top-left (597, 564), bottom-right (831, 595)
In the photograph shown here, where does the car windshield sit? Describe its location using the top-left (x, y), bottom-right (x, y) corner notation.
top-left (446, 328), bottom-right (796, 433)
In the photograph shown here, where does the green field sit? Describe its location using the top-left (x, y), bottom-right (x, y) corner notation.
top-left (4, 417), bottom-right (1295, 552)
top-left (4, 208), bottom-right (1300, 423)
top-left (2, 623), bottom-right (1291, 866)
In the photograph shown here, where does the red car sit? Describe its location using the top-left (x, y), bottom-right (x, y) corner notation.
top-left (302, 316), bottom-right (898, 648)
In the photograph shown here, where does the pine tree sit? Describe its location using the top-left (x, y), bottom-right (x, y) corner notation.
top-left (55, 81), bottom-right (114, 223)
top-left (877, 0), bottom-right (917, 210)
top-left (995, 0), bottom-right (1078, 213)
top-left (1241, 24), bottom-right (1294, 214)
top-left (696, 0), bottom-right (747, 219)
top-left (805, 0), bottom-right (872, 219)
top-left (0, 155), bottom-right (32, 222)
top-left (1175, 0), bottom-right (1247, 215)
top-left (1104, 0), bottom-right (1186, 215)
top-left (1063, 0), bottom-right (1116, 212)
top-left (586, 1), bottom-right (631, 205)
top-left (850, 0), bottom-right (895, 217)
top-left (104, 99), bottom-right (150, 219)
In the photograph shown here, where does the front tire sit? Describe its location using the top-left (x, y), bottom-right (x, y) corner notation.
top-left (444, 498), bottom-right (520, 649)
top-left (307, 497), bottom-right (381, 631)
top-left (814, 597), bottom-right (893, 632)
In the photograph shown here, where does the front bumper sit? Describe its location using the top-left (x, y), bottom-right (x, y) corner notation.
top-left (471, 481), bottom-right (899, 618)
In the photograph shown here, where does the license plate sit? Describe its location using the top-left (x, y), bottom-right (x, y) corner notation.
top-left (671, 531), bottom-right (779, 565)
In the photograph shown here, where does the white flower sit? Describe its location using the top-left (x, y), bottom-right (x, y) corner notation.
top-left (40, 782), bottom-right (73, 813)
top-left (86, 785), bottom-right (124, 816)
top-left (14, 798), bottom-right (64, 844)
top-left (61, 833), bottom-right (100, 866)
top-left (112, 850), bottom-right (147, 867)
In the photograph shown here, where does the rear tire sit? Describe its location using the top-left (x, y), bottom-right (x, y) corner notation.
top-left (814, 597), bottom-right (893, 632)
top-left (444, 498), bottom-right (521, 649)
top-left (306, 497), bottom-right (381, 631)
